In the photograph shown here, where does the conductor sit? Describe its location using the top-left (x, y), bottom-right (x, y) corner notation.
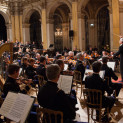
top-left (114, 38), bottom-right (123, 82)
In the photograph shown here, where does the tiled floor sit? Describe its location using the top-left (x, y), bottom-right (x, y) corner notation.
top-left (75, 72), bottom-right (123, 123)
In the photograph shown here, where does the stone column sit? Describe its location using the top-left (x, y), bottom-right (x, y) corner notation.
top-left (42, 9), bottom-right (48, 49)
top-left (78, 12), bottom-right (86, 51)
top-left (88, 19), bottom-right (95, 47)
top-left (62, 23), bottom-right (69, 49)
top-left (46, 18), bottom-right (54, 49)
top-left (112, 0), bottom-right (120, 51)
top-left (22, 23), bottom-right (30, 44)
top-left (108, 6), bottom-right (113, 51)
top-left (10, 2), bottom-right (23, 42)
top-left (6, 24), bottom-right (12, 42)
top-left (72, 1), bottom-right (79, 50)
top-left (119, 4), bottom-right (123, 37)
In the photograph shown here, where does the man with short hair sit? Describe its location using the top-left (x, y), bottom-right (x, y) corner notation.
top-left (85, 61), bottom-right (115, 121)
top-left (101, 57), bottom-right (122, 97)
top-left (75, 52), bottom-right (85, 80)
top-left (114, 38), bottom-right (123, 82)
top-left (37, 64), bottom-right (76, 122)
top-left (3, 64), bottom-right (27, 97)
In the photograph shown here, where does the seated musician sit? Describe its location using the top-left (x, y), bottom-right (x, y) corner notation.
top-left (25, 58), bottom-right (36, 80)
top-left (36, 56), bottom-right (47, 81)
top-left (3, 64), bottom-right (27, 97)
top-left (21, 57), bottom-right (29, 75)
top-left (87, 46), bottom-right (93, 55)
top-left (53, 54), bottom-right (62, 64)
top-left (85, 61), bottom-right (115, 121)
top-left (75, 53), bottom-right (85, 80)
top-left (67, 51), bottom-right (76, 70)
top-left (37, 64), bottom-right (76, 122)
top-left (35, 53), bottom-right (41, 64)
top-left (92, 51), bottom-right (99, 61)
top-left (101, 57), bottom-right (122, 97)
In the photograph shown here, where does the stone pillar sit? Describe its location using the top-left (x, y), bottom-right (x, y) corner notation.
top-left (46, 18), bottom-right (54, 49)
top-left (22, 23), bottom-right (30, 44)
top-left (88, 19), bottom-right (95, 47)
top-left (108, 6), bottom-right (113, 51)
top-left (78, 12), bottom-right (86, 51)
top-left (62, 23), bottom-right (69, 49)
top-left (119, 4), bottom-right (123, 37)
top-left (72, 1), bottom-right (79, 50)
top-left (112, 0), bottom-right (120, 51)
top-left (42, 9), bottom-right (48, 49)
top-left (6, 24), bottom-right (12, 42)
top-left (10, 2), bottom-right (23, 42)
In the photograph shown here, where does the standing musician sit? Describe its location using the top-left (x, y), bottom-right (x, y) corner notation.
top-left (114, 38), bottom-right (123, 82)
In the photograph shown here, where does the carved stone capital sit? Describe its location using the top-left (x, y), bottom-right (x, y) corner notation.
top-left (22, 23), bottom-right (30, 28)
top-left (107, 6), bottom-right (112, 14)
top-left (119, 2), bottom-right (123, 13)
top-left (46, 18), bottom-right (54, 24)
top-left (69, 13), bottom-right (72, 20)
top-left (6, 24), bottom-right (12, 29)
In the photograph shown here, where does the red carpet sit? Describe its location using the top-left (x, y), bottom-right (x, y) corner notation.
top-left (112, 78), bottom-right (123, 84)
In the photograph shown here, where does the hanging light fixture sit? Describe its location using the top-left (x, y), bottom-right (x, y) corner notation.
top-left (55, 28), bottom-right (62, 37)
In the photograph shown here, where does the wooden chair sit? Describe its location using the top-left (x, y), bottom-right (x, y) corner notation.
top-left (73, 70), bottom-right (83, 99)
top-left (83, 88), bottom-right (109, 123)
top-left (37, 107), bottom-right (63, 123)
top-left (0, 75), bottom-right (5, 91)
top-left (37, 75), bottom-right (46, 88)
top-left (104, 77), bottom-right (116, 97)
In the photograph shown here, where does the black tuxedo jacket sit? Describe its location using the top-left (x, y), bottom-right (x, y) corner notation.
top-left (101, 64), bottom-right (118, 86)
top-left (37, 81), bottom-right (76, 121)
top-left (75, 60), bottom-right (85, 80)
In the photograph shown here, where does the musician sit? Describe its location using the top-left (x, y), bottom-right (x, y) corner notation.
top-left (36, 56), bottom-right (47, 81)
top-left (85, 61), bottom-right (115, 121)
top-left (53, 54), bottom-right (62, 64)
top-left (101, 57), bottom-right (122, 97)
top-left (21, 57), bottom-right (29, 75)
top-left (37, 64), bottom-right (76, 122)
top-left (114, 38), bottom-right (123, 82)
top-left (87, 46), bottom-right (93, 55)
top-left (25, 58), bottom-right (36, 80)
top-left (3, 64), bottom-right (27, 97)
top-left (75, 53), bottom-right (85, 80)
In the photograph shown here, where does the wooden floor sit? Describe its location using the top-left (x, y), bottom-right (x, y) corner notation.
top-left (75, 72), bottom-right (123, 123)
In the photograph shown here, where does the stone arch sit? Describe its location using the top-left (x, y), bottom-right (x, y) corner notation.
top-left (47, 0), bottom-right (71, 19)
top-left (95, 4), bottom-right (109, 18)
top-left (23, 8), bottom-right (41, 24)
top-left (0, 10), bottom-right (10, 24)
top-left (78, 0), bottom-right (89, 12)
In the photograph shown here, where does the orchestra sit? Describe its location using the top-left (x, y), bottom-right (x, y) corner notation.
top-left (0, 39), bottom-right (122, 123)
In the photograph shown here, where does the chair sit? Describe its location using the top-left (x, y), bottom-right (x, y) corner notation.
top-left (36, 107), bottom-right (63, 123)
top-left (83, 88), bottom-right (109, 123)
top-left (37, 75), bottom-right (46, 88)
top-left (73, 70), bottom-right (83, 99)
top-left (105, 77), bottom-right (116, 97)
top-left (0, 75), bottom-right (5, 91)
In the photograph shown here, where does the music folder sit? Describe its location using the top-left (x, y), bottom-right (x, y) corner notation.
top-left (57, 75), bottom-right (73, 94)
top-left (0, 92), bottom-right (35, 123)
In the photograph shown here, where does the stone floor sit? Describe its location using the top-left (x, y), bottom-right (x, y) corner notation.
top-left (75, 72), bottom-right (123, 123)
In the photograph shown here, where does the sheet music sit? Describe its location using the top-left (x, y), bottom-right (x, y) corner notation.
top-left (107, 62), bottom-right (115, 71)
top-left (0, 92), bottom-right (34, 123)
top-left (58, 75), bottom-right (73, 94)
top-left (83, 69), bottom-right (105, 81)
top-left (64, 64), bottom-right (68, 71)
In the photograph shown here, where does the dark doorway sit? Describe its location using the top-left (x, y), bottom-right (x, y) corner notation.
top-left (29, 11), bottom-right (41, 49)
top-left (0, 14), bottom-right (7, 42)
